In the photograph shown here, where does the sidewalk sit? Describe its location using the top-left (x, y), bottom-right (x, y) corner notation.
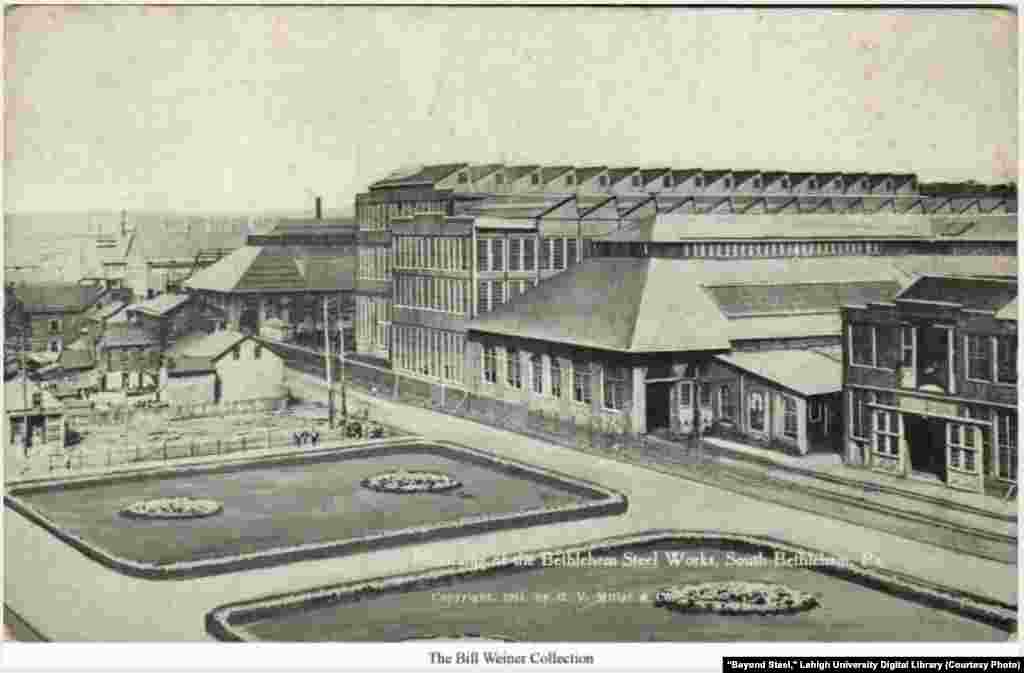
top-left (702, 436), bottom-right (1017, 520)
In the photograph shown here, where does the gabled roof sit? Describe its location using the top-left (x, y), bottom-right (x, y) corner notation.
top-left (505, 165), bottom-right (541, 182)
top-left (14, 284), bottom-right (105, 313)
top-left (371, 163), bottom-right (468, 188)
top-left (575, 167), bottom-right (607, 182)
top-left (469, 164), bottom-right (504, 181)
top-left (607, 168), bottom-right (639, 184)
top-left (540, 166), bottom-right (573, 184)
top-left (185, 247), bottom-right (306, 293)
top-left (303, 253), bottom-right (357, 292)
top-left (177, 329), bottom-right (250, 362)
top-left (468, 258), bottom-right (733, 353)
top-left (99, 327), bottom-right (159, 349)
top-left (717, 349), bottom-right (842, 397)
top-left (132, 293), bottom-right (192, 318)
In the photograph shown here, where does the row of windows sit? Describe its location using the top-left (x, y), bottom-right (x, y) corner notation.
top-left (479, 348), bottom-right (628, 411)
top-left (477, 237), bottom-right (578, 272)
top-left (456, 171), bottom-right (905, 194)
top-left (850, 391), bottom-right (1017, 482)
top-left (395, 237), bottom-right (471, 271)
top-left (395, 276), bottom-right (469, 315)
top-left (355, 297), bottom-right (390, 352)
top-left (600, 240), bottom-right (883, 260)
top-left (712, 385), bottom-right (798, 439)
top-left (393, 326), bottom-right (464, 384)
top-left (477, 280), bottom-right (531, 315)
top-left (357, 200), bottom-right (448, 231)
top-left (358, 247), bottom-right (392, 281)
top-left (966, 334), bottom-right (1018, 384)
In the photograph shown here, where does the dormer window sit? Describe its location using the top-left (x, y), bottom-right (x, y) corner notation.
top-left (631, 175), bottom-right (642, 187)
top-left (884, 179), bottom-right (892, 192)
top-left (663, 175), bottom-right (673, 188)
top-left (781, 177), bottom-right (790, 189)
top-left (694, 176), bottom-right (704, 188)
top-left (599, 175), bottom-right (608, 187)
top-left (723, 178), bottom-right (733, 189)
top-left (565, 174), bottom-right (575, 186)
top-left (495, 173), bottom-right (504, 185)
top-left (752, 178), bottom-right (762, 190)
top-left (834, 179), bottom-right (842, 189)
top-left (530, 173), bottom-right (540, 185)
top-left (457, 172), bottom-right (468, 184)
top-left (808, 179), bottom-right (817, 190)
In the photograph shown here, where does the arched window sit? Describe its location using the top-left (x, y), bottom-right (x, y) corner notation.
top-left (749, 391), bottom-right (767, 433)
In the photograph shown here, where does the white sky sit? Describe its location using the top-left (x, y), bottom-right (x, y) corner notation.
top-left (4, 5), bottom-right (1018, 214)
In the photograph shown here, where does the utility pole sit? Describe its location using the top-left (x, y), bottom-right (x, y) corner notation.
top-left (339, 304), bottom-right (347, 423)
top-left (323, 296), bottom-right (335, 429)
top-left (21, 327), bottom-right (29, 458)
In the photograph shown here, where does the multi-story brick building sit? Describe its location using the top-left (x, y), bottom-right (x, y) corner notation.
top-left (842, 274), bottom-right (1018, 495)
top-left (354, 163), bottom-right (1016, 367)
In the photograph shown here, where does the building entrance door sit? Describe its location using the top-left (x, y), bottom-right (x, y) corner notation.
top-left (903, 413), bottom-right (946, 480)
top-left (646, 382), bottom-right (671, 434)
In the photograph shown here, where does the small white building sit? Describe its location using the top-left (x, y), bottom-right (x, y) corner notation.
top-left (167, 330), bottom-right (285, 404)
top-left (5, 377), bottom-right (66, 448)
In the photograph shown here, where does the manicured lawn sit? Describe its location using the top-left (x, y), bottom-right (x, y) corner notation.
top-left (17, 447), bottom-right (589, 567)
top-left (236, 541), bottom-right (1006, 642)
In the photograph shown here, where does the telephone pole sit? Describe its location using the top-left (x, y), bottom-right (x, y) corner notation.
top-left (323, 296), bottom-right (335, 429)
top-left (339, 308), bottom-right (347, 423)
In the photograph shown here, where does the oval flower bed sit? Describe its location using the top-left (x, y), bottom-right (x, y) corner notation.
top-left (120, 497), bottom-right (224, 520)
top-left (654, 581), bottom-right (819, 616)
top-left (361, 471), bottom-right (462, 494)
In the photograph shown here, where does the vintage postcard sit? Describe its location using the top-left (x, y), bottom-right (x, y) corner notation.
top-left (2, 3), bottom-right (1018, 670)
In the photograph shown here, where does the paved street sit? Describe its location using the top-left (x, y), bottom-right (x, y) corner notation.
top-left (4, 372), bottom-right (1017, 641)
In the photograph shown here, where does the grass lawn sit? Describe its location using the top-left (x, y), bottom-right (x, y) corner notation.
top-left (235, 541), bottom-right (1007, 643)
top-left (15, 446), bottom-right (590, 567)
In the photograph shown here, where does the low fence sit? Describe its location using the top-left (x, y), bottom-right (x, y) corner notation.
top-left (46, 416), bottom-right (389, 475)
top-left (71, 397), bottom-right (287, 431)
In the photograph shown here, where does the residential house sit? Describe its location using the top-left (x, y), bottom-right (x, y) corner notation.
top-left (124, 293), bottom-right (225, 351)
top-left (5, 377), bottom-right (66, 448)
top-left (12, 283), bottom-right (107, 354)
top-left (164, 330), bottom-right (285, 404)
top-left (95, 326), bottom-right (161, 392)
top-left (842, 274), bottom-right (1017, 495)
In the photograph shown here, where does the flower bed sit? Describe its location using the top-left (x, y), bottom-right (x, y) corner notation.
top-left (120, 497), bottom-right (223, 519)
top-left (361, 471), bottom-right (462, 494)
top-left (654, 581), bottom-right (819, 616)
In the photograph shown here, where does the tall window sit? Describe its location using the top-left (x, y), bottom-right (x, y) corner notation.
top-left (567, 239), bottom-right (579, 266)
top-left (699, 383), bottom-right (712, 407)
top-left (477, 239), bottom-right (489, 272)
top-left (507, 349), bottom-right (522, 389)
top-left (572, 362), bottom-right (592, 405)
top-left (531, 354), bottom-right (543, 395)
top-left (996, 411), bottom-right (1018, 482)
top-left (850, 324), bottom-right (874, 366)
top-left (900, 325), bottom-right (915, 367)
top-left (49, 319), bottom-right (61, 334)
top-left (523, 239), bottom-right (536, 271)
top-left (948, 422), bottom-right (978, 473)
top-left (996, 336), bottom-right (1017, 384)
top-left (232, 346), bottom-right (240, 360)
top-left (540, 239), bottom-right (552, 271)
top-left (874, 409), bottom-right (899, 456)
top-left (477, 281), bottom-right (491, 315)
top-left (482, 346), bottom-right (497, 384)
top-left (783, 396), bottom-right (798, 439)
top-left (719, 385), bottom-right (735, 420)
top-left (967, 335), bottom-right (993, 381)
top-left (553, 238), bottom-right (565, 270)
top-left (662, 175), bottom-right (673, 188)
top-left (509, 238), bottom-right (522, 271)
top-left (603, 366), bottom-right (627, 411)
top-left (550, 358), bottom-right (562, 398)
top-left (679, 382), bottom-right (692, 407)
top-left (748, 391), bottom-right (766, 433)
top-left (492, 239), bottom-right (505, 271)
top-left (254, 344), bottom-right (262, 360)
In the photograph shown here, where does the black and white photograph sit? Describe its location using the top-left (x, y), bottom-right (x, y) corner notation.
top-left (2, 3), bottom-right (1018, 669)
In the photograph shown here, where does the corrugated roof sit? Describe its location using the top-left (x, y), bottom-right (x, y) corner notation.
top-left (132, 293), bottom-right (191, 317)
top-left (14, 284), bottom-right (105, 313)
top-left (178, 330), bottom-right (249, 361)
top-left (716, 349), bottom-right (842, 396)
top-left (468, 258), bottom-right (732, 353)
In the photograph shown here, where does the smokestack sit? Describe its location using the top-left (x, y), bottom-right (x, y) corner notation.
top-left (315, 196), bottom-right (323, 221)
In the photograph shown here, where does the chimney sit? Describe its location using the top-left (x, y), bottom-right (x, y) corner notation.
top-left (315, 196), bottom-right (323, 221)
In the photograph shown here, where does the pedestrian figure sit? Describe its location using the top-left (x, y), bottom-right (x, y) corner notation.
top-left (312, 431), bottom-right (319, 446)
top-left (293, 431), bottom-right (300, 448)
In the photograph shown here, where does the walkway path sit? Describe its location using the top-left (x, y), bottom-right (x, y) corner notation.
top-left (4, 373), bottom-right (1017, 642)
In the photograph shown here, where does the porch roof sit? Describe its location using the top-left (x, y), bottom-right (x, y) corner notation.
top-left (716, 349), bottom-right (842, 397)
